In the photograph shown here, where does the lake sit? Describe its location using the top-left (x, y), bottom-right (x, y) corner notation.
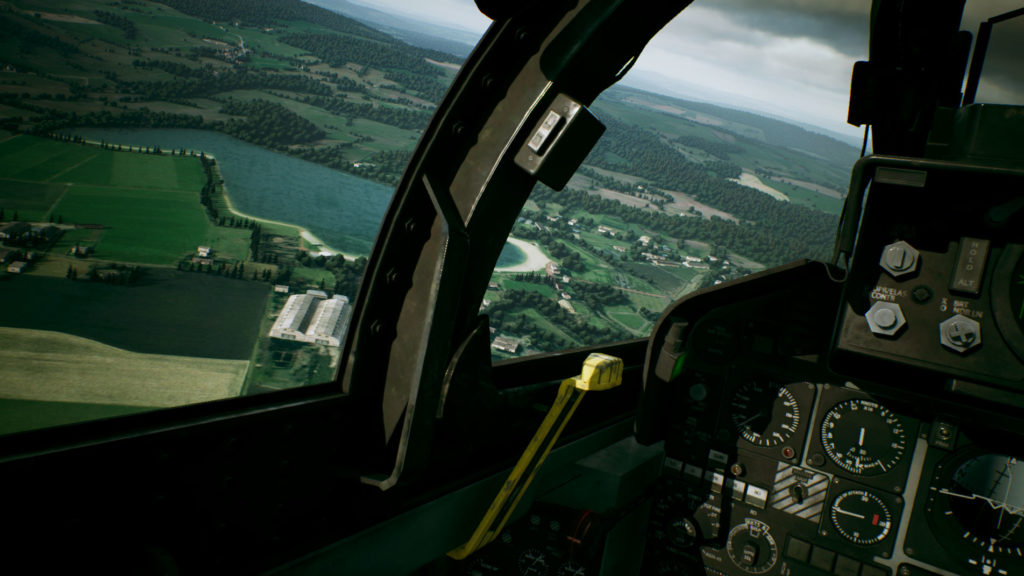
top-left (71, 128), bottom-right (524, 266)
top-left (73, 128), bottom-right (391, 255)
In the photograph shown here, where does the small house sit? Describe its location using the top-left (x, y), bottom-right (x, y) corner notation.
top-left (70, 244), bottom-right (93, 257)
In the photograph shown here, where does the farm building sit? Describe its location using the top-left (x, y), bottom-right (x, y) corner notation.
top-left (7, 261), bottom-right (27, 274)
top-left (269, 291), bottom-right (351, 348)
top-left (197, 246), bottom-right (212, 257)
top-left (32, 225), bottom-right (61, 242)
top-left (0, 221), bottom-right (30, 241)
top-left (70, 244), bottom-right (93, 257)
top-left (305, 296), bottom-right (350, 347)
top-left (491, 337), bottom-right (520, 354)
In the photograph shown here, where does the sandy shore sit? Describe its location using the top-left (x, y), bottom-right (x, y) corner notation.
top-left (730, 170), bottom-right (789, 202)
top-left (496, 237), bottom-right (552, 273)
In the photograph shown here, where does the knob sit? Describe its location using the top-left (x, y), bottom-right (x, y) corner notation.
top-left (879, 241), bottom-right (920, 278)
top-left (939, 314), bottom-right (982, 353)
top-left (865, 301), bottom-right (906, 337)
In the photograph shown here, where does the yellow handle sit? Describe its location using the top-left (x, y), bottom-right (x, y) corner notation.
top-left (448, 353), bottom-right (623, 560)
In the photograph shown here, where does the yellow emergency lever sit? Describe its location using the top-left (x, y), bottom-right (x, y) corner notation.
top-left (448, 353), bottom-right (624, 560)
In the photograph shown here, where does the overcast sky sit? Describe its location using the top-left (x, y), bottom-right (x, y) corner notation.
top-left (347, 0), bottom-right (1023, 139)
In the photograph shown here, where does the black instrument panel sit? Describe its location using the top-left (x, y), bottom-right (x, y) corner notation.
top-left (637, 260), bottom-right (1024, 576)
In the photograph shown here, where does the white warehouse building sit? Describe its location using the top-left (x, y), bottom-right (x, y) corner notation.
top-left (269, 291), bottom-right (351, 347)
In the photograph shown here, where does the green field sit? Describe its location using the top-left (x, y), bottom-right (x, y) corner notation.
top-left (770, 180), bottom-right (844, 215)
top-left (0, 180), bottom-right (66, 221)
top-left (0, 398), bottom-right (152, 436)
top-left (0, 272), bottom-right (269, 359)
top-left (0, 135), bottom-right (251, 264)
top-left (55, 185), bottom-right (210, 264)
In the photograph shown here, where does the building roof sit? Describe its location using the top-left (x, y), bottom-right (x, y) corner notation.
top-left (491, 337), bottom-right (520, 353)
top-left (0, 221), bottom-right (30, 237)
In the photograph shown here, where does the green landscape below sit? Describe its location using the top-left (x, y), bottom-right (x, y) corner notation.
top-left (0, 0), bottom-right (858, 433)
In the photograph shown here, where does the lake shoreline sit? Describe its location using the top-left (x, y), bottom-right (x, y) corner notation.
top-left (73, 134), bottom-right (364, 262)
top-left (68, 129), bottom-right (527, 269)
top-left (496, 237), bottom-right (551, 273)
top-left (210, 162), bottom-right (361, 262)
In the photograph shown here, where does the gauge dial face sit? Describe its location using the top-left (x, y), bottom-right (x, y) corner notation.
top-left (731, 380), bottom-right (800, 447)
top-left (518, 548), bottom-right (549, 576)
top-left (821, 399), bottom-right (907, 475)
top-left (938, 454), bottom-right (1024, 556)
top-left (726, 518), bottom-right (778, 575)
top-left (830, 489), bottom-right (893, 545)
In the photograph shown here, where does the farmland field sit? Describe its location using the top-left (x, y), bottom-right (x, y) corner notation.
top-left (0, 180), bottom-right (66, 221)
top-left (0, 272), bottom-right (269, 359)
top-left (0, 327), bottom-right (248, 407)
top-left (0, 327), bottom-right (250, 435)
top-left (0, 135), bottom-right (252, 263)
top-left (54, 184), bottom-right (211, 264)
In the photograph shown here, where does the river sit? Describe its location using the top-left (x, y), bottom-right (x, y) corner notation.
top-left (70, 128), bottom-right (526, 267)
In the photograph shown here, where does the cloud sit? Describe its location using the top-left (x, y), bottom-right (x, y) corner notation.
top-left (627, 5), bottom-right (863, 135)
top-left (700, 0), bottom-right (1023, 104)
top-left (964, 7), bottom-right (1024, 105)
top-left (701, 0), bottom-right (869, 57)
top-left (353, 1), bottom-right (1021, 127)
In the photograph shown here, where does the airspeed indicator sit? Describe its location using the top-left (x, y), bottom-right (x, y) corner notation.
top-left (821, 399), bottom-right (907, 476)
top-left (731, 380), bottom-right (801, 448)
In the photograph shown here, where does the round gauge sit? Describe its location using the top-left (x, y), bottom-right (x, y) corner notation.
top-left (830, 489), bottom-right (893, 545)
top-left (518, 548), bottom-right (549, 576)
top-left (730, 380), bottom-right (800, 447)
top-left (820, 399), bottom-right (907, 475)
top-left (667, 517), bottom-right (698, 549)
top-left (936, 454), bottom-right (1024, 556)
top-left (726, 518), bottom-right (778, 574)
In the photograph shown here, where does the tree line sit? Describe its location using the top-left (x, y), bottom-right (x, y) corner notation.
top-left (280, 33), bottom-right (444, 78)
top-left (487, 289), bottom-right (630, 353)
top-left (584, 119), bottom-right (837, 256)
top-left (119, 67), bottom-right (333, 101)
top-left (670, 133), bottom-right (743, 160)
top-left (94, 10), bottom-right (138, 40)
top-left (302, 94), bottom-right (432, 131)
top-left (534, 185), bottom-right (825, 267)
top-left (157, 0), bottom-right (390, 41)
top-left (220, 99), bottom-right (325, 146)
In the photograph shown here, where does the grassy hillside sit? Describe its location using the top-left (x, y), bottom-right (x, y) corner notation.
top-left (0, 0), bottom-right (460, 184)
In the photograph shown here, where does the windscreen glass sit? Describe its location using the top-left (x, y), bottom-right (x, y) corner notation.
top-left (0, 0), bottom-right (487, 434)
